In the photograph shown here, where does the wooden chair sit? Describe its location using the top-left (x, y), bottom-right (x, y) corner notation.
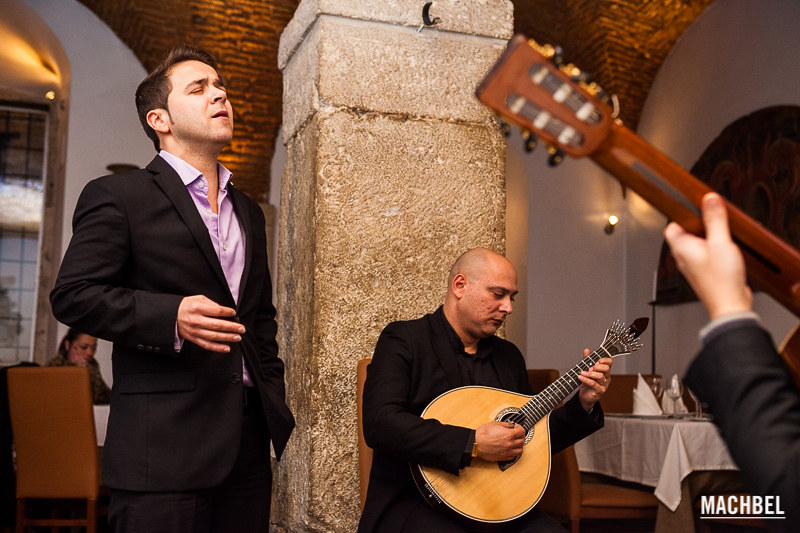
top-left (526, 368), bottom-right (560, 397)
top-left (600, 373), bottom-right (661, 413)
top-left (528, 368), bottom-right (660, 533)
top-left (7, 366), bottom-right (107, 533)
top-left (356, 358), bottom-right (372, 510)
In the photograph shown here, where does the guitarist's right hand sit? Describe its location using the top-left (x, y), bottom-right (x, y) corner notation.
top-left (475, 421), bottom-right (526, 462)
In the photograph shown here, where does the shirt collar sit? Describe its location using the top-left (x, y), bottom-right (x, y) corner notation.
top-left (159, 149), bottom-right (233, 190)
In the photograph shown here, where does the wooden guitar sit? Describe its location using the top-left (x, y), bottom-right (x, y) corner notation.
top-left (475, 34), bottom-right (800, 386)
top-left (412, 317), bottom-right (648, 528)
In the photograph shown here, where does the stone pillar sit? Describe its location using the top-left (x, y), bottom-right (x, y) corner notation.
top-left (275, 1), bottom-right (513, 531)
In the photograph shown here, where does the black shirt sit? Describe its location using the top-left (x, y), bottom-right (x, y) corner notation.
top-left (437, 307), bottom-right (502, 388)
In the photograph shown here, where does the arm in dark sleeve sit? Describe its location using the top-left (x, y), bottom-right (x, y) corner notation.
top-left (548, 393), bottom-right (604, 454)
top-left (362, 324), bottom-right (472, 476)
top-left (50, 178), bottom-right (182, 351)
top-left (684, 321), bottom-right (800, 525)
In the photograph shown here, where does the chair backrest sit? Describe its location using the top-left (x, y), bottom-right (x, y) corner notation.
top-left (601, 373), bottom-right (661, 413)
top-left (356, 359), bottom-right (372, 510)
top-left (8, 366), bottom-right (100, 499)
top-left (526, 369), bottom-right (560, 394)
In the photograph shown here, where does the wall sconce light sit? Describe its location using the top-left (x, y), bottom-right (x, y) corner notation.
top-left (604, 214), bottom-right (619, 234)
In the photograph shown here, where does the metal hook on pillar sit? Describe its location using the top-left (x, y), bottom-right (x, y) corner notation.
top-left (418, 2), bottom-right (441, 32)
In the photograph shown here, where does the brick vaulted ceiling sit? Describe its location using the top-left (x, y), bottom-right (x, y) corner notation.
top-left (77, 0), bottom-right (716, 202)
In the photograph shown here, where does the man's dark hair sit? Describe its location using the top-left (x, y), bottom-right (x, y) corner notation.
top-left (135, 44), bottom-right (223, 151)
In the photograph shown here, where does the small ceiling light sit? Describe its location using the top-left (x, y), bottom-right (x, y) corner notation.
top-left (605, 214), bottom-right (619, 234)
top-left (44, 90), bottom-right (56, 100)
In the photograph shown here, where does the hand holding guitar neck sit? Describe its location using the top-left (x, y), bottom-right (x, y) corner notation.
top-left (665, 192), bottom-right (753, 320)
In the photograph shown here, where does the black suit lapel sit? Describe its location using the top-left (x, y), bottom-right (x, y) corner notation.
top-left (426, 310), bottom-right (464, 390)
top-left (146, 156), bottom-right (230, 294)
top-left (228, 185), bottom-right (254, 303)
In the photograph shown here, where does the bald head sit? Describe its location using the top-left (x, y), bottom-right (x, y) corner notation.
top-left (448, 248), bottom-right (513, 288)
top-left (443, 248), bottom-right (518, 352)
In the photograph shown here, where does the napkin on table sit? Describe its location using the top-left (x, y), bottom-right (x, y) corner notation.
top-left (633, 373), bottom-right (663, 415)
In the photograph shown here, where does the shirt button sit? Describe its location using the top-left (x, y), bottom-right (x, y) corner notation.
top-left (230, 373), bottom-right (242, 384)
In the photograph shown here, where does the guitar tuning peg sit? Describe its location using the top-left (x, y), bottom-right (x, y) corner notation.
top-left (552, 45), bottom-right (565, 68)
top-left (522, 131), bottom-right (538, 152)
top-left (498, 118), bottom-right (511, 137)
top-left (571, 69), bottom-right (592, 85)
top-left (547, 148), bottom-right (565, 167)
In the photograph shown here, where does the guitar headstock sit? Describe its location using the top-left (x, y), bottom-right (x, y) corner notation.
top-left (476, 34), bottom-right (615, 164)
top-left (602, 317), bottom-right (649, 357)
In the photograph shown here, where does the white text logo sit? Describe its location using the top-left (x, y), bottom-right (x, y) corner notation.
top-left (700, 495), bottom-right (785, 520)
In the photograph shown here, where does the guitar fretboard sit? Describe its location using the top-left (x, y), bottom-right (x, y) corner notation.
top-left (521, 350), bottom-right (605, 426)
top-left (510, 322), bottom-right (638, 430)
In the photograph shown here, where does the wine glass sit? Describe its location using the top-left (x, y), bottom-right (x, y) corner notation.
top-left (644, 376), bottom-right (662, 401)
top-left (665, 375), bottom-right (683, 415)
top-left (686, 387), bottom-right (703, 419)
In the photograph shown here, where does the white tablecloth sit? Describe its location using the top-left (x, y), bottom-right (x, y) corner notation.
top-left (93, 404), bottom-right (109, 446)
top-left (574, 414), bottom-right (739, 511)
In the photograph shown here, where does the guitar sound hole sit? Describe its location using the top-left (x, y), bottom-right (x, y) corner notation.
top-left (496, 409), bottom-right (534, 445)
top-left (496, 412), bottom-right (534, 472)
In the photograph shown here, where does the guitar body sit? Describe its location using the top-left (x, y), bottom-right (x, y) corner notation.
top-left (413, 386), bottom-right (552, 526)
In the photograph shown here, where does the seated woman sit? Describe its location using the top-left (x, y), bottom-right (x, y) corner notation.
top-left (47, 328), bottom-right (111, 404)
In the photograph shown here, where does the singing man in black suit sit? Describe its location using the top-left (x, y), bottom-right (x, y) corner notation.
top-left (665, 192), bottom-right (800, 529)
top-left (358, 247), bottom-right (612, 532)
top-left (50, 45), bottom-right (294, 533)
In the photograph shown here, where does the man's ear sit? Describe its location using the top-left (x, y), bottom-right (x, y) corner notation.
top-left (146, 108), bottom-right (170, 135)
top-left (451, 273), bottom-right (467, 299)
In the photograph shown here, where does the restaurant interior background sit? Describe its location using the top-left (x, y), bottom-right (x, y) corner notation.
top-left (2, 0), bottom-right (800, 392)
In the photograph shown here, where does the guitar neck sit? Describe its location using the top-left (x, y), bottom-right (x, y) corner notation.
top-left (595, 122), bottom-right (800, 319)
top-left (522, 350), bottom-right (603, 423)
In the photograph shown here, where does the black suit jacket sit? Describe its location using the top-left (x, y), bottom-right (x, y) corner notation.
top-left (685, 321), bottom-right (800, 529)
top-left (50, 155), bottom-right (294, 492)
top-left (358, 307), bottom-right (602, 532)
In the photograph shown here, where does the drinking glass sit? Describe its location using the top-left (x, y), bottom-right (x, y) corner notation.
top-left (665, 375), bottom-right (683, 415)
top-left (644, 376), bottom-right (662, 401)
top-left (686, 387), bottom-right (703, 418)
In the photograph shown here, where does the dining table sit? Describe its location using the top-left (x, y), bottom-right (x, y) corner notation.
top-left (574, 413), bottom-right (746, 532)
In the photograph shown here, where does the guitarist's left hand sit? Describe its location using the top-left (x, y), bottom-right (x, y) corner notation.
top-left (577, 348), bottom-right (613, 412)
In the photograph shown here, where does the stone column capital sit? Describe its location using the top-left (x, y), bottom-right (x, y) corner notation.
top-left (279, 0), bottom-right (513, 69)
